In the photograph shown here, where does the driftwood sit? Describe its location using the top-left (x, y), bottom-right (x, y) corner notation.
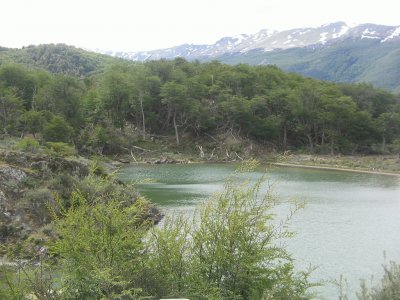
top-left (130, 151), bottom-right (138, 164)
top-left (207, 148), bottom-right (215, 160)
top-left (197, 145), bottom-right (205, 158)
top-left (131, 145), bottom-right (150, 152)
top-left (204, 132), bottom-right (218, 143)
top-left (234, 152), bottom-right (244, 161)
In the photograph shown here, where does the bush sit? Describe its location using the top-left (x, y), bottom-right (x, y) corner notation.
top-left (145, 162), bottom-right (315, 299)
top-left (15, 136), bottom-right (40, 152)
top-left (50, 192), bottom-right (153, 299)
top-left (22, 188), bottom-right (54, 224)
top-left (44, 142), bottom-right (76, 157)
top-left (357, 261), bottom-right (400, 300)
top-left (43, 116), bottom-right (73, 143)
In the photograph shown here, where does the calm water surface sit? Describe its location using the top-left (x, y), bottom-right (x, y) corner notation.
top-left (119, 163), bottom-right (400, 299)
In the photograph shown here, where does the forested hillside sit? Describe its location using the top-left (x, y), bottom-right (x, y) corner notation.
top-left (0, 53), bottom-right (399, 156)
top-left (0, 44), bottom-right (119, 76)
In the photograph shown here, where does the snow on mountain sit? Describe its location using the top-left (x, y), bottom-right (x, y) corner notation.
top-left (96, 22), bottom-right (400, 62)
top-left (382, 26), bottom-right (400, 42)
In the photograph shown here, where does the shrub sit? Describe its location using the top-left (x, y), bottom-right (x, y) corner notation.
top-left (357, 260), bottom-right (400, 300)
top-left (50, 192), bottom-right (153, 299)
top-left (145, 161), bottom-right (315, 299)
top-left (43, 116), bottom-right (73, 143)
top-left (44, 142), bottom-right (76, 157)
top-left (15, 136), bottom-right (40, 152)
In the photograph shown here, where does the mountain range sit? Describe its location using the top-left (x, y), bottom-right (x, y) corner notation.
top-left (98, 22), bottom-right (400, 93)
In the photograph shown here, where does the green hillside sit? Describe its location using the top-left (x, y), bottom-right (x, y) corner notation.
top-left (0, 43), bottom-right (123, 76)
top-left (217, 39), bottom-right (400, 93)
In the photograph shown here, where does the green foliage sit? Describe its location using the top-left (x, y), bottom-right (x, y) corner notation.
top-left (17, 110), bottom-right (47, 136)
top-left (0, 44), bottom-right (119, 76)
top-left (37, 75), bottom-right (84, 129)
top-left (0, 265), bottom-right (30, 299)
top-left (43, 116), bottom-right (73, 143)
top-left (50, 192), bottom-right (152, 299)
top-left (357, 261), bottom-right (400, 300)
top-left (0, 64), bottom-right (37, 109)
top-left (0, 55), bottom-right (399, 155)
top-left (44, 142), bottom-right (76, 157)
top-left (145, 163), bottom-right (315, 299)
top-left (15, 136), bottom-right (40, 152)
top-left (1, 163), bottom-right (315, 300)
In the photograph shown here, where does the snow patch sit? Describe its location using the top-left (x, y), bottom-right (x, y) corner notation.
top-left (363, 29), bottom-right (377, 35)
top-left (232, 34), bottom-right (247, 45)
top-left (332, 25), bottom-right (349, 38)
top-left (299, 29), bottom-right (311, 35)
top-left (382, 26), bottom-right (400, 42)
top-left (319, 32), bottom-right (328, 44)
top-left (361, 35), bottom-right (380, 40)
top-left (254, 29), bottom-right (276, 41)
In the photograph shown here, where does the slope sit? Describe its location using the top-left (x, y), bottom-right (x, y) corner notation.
top-left (217, 38), bottom-right (400, 92)
top-left (0, 43), bottom-right (123, 76)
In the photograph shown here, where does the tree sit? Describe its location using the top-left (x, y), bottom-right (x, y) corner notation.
top-left (160, 81), bottom-right (188, 145)
top-left (36, 75), bottom-right (84, 130)
top-left (100, 65), bottom-right (134, 130)
top-left (43, 116), bottom-right (73, 142)
top-left (0, 64), bottom-right (37, 110)
top-left (376, 112), bottom-right (400, 153)
top-left (0, 87), bottom-right (23, 133)
top-left (322, 95), bottom-right (356, 154)
top-left (17, 110), bottom-right (47, 137)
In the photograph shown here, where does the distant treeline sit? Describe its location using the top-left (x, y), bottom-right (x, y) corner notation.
top-left (1, 57), bottom-right (399, 154)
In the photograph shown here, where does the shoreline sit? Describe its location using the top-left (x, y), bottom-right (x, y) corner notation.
top-left (271, 162), bottom-right (400, 177)
top-left (109, 152), bottom-right (400, 177)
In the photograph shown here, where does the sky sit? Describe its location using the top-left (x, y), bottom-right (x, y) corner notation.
top-left (1, 0), bottom-right (399, 52)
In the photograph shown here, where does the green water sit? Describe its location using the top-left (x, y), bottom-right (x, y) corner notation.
top-left (119, 163), bottom-right (400, 299)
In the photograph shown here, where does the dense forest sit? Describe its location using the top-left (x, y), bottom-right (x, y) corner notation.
top-left (0, 50), bottom-right (400, 157)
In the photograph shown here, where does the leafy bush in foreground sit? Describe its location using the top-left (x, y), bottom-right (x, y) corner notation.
top-left (144, 163), bottom-right (315, 299)
top-left (1, 162), bottom-right (315, 299)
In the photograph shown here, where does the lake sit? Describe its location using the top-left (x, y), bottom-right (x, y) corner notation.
top-left (118, 163), bottom-right (400, 299)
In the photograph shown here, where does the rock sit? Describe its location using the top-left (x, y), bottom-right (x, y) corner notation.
top-left (0, 166), bottom-right (26, 183)
top-left (0, 189), bottom-right (6, 204)
top-left (30, 160), bottom-right (48, 171)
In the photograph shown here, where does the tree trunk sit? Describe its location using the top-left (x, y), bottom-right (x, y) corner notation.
top-left (330, 138), bottom-right (334, 155)
top-left (282, 123), bottom-right (287, 150)
top-left (139, 91), bottom-right (146, 140)
top-left (307, 133), bottom-right (314, 153)
top-left (382, 135), bottom-right (386, 153)
top-left (173, 110), bottom-right (180, 146)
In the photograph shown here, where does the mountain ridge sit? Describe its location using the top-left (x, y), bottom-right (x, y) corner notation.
top-left (94, 22), bottom-right (400, 92)
top-left (98, 22), bottom-right (400, 61)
